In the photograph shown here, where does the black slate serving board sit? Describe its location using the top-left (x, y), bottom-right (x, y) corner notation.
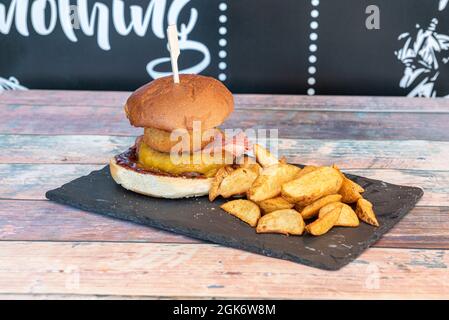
top-left (46, 166), bottom-right (423, 270)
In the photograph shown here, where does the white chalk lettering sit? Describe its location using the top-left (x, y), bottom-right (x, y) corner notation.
top-left (0, 0), bottom-right (210, 77)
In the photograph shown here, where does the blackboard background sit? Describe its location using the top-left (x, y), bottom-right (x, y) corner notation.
top-left (1, 0), bottom-right (448, 96)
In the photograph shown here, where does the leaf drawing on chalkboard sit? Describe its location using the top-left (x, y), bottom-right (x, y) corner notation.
top-left (0, 76), bottom-right (28, 92)
top-left (395, 3), bottom-right (449, 98)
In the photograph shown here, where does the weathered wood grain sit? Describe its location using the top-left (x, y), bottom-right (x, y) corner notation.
top-left (347, 168), bottom-right (445, 207)
top-left (0, 164), bottom-right (442, 205)
top-left (0, 293), bottom-right (163, 300)
top-left (0, 90), bottom-right (128, 107)
top-left (0, 241), bottom-right (447, 299)
top-left (0, 164), bottom-right (102, 200)
top-left (0, 200), bottom-right (194, 243)
top-left (236, 95), bottom-right (449, 112)
top-left (280, 139), bottom-right (449, 170)
top-left (2, 135), bottom-right (448, 171)
top-left (0, 135), bottom-right (134, 164)
top-left (0, 200), bottom-right (447, 249)
top-left (0, 104), bottom-right (138, 136)
top-left (1, 90), bottom-right (447, 299)
top-left (2, 90), bottom-right (449, 113)
top-left (1, 104), bottom-right (449, 140)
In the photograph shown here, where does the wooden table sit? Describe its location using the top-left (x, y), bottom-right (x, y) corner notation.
top-left (0, 90), bottom-right (448, 299)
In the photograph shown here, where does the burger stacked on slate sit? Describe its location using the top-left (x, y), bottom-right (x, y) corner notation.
top-left (110, 74), bottom-right (247, 198)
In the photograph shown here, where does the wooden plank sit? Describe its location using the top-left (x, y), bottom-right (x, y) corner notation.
top-left (0, 164), bottom-right (443, 205)
top-left (0, 104), bottom-right (139, 136)
top-left (1, 135), bottom-right (448, 171)
top-left (0, 164), bottom-right (102, 200)
top-left (0, 90), bottom-right (128, 107)
top-left (2, 90), bottom-right (449, 112)
top-left (1, 104), bottom-right (449, 140)
top-left (376, 206), bottom-right (449, 249)
top-left (346, 168), bottom-right (445, 207)
top-left (0, 241), bottom-right (447, 299)
top-left (0, 135), bottom-right (135, 164)
top-left (236, 95), bottom-right (449, 112)
top-left (0, 135), bottom-right (134, 164)
top-left (0, 293), bottom-right (164, 300)
top-left (0, 200), bottom-right (447, 249)
top-left (281, 139), bottom-right (449, 170)
top-left (0, 200), bottom-right (195, 243)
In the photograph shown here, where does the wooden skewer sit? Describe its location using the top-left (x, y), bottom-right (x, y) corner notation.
top-left (167, 25), bottom-right (180, 84)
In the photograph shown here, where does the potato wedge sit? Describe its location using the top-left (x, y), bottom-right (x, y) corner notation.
top-left (332, 164), bottom-right (364, 202)
top-left (281, 166), bottom-right (344, 206)
top-left (319, 203), bottom-right (359, 227)
top-left (258, 196), bottom-right (294, 214)
top-left (218, 167), bottom-right (259, 198)
top-left (319, 201), bottom-right (344, 216)
top-left (337, 204), bottom-right (360, 227)
top-left (239, 155), bottom-right (262, 175)
top-left (209, 166), bottom-right (233, 201)
top-left (253, 144), bottom-right (279, 168)
top-left (339, 178), bottom-right (363, 203)
top-left (247, 164), bottom-right (301, 202)
top-left (221, 199), bottom-right (261, 227)
top-left (256, 209), bottom-right (304, 235)
top-left (305, 206), bottom-right (340, 236)
top-left (355, 198), bottom-right (379, 227)
top-left (296, 165), bottom-right (319, 179)
top-left (299, 194), bottom-right (342, 219)
top-left (349, 178), bottom-right (364, 193)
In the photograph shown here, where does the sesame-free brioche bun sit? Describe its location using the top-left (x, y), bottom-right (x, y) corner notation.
top-left (110, 157), bottom-right (212, 199)
top-left (125, 74), bottom-right (234, 131)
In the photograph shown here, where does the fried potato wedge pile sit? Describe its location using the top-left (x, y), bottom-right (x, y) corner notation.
top-left (210, 144), bottom-right (380, 236)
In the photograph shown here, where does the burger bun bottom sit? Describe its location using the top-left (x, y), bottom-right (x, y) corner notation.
top-left (110, 158), bottom-right (212, 199)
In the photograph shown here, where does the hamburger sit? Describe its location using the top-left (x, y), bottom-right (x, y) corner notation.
top-left (110, 74), bottom-right (248, 198)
